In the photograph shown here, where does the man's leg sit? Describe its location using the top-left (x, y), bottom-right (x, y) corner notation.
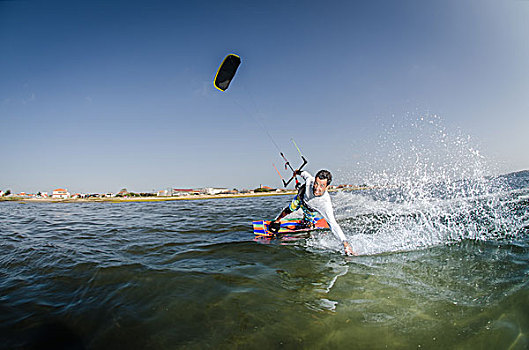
top-left (270, 193), bottom-right (302, 234)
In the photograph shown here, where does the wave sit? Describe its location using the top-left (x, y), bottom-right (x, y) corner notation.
top-left (314, 115), bottom-right (528, 256)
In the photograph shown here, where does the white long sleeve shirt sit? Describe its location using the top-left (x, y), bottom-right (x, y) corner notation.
top-left (300, 171), bottom-right (347, 242)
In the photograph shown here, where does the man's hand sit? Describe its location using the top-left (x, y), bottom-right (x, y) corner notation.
top-left (269, 221), bottom-right (281, 234)
top-left (343, 241), bottom-right (356, 256)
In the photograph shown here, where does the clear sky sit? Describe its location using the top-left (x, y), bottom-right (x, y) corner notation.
top-left (1, 0), bottom-right (528, 193)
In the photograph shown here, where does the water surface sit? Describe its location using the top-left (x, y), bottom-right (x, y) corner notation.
top-left (1, 172), bottom-right (528, 349)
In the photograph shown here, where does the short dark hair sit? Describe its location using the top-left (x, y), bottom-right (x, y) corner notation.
top-left (315, 169), bottom-right (332, 185)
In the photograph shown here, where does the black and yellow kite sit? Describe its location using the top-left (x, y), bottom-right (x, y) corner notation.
top-left (214, 54), bottom-right (241, 91)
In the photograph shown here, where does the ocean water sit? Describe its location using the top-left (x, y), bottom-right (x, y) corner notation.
top-left (1, 171), bottom-right (528, 349)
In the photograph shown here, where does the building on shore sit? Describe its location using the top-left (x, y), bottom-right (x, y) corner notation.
top-left (156, 189), bottom-right (203, 197)
top-left (157, 189), bottom-right (169, 197)
top-left (52, 188), bottom-right (70, 199)
top-left (173, 188), bottom-right (200, 196)
top-left (116, 188), bottom-right (129, 197)
top-left (202, 187), bottom-right (230, 195)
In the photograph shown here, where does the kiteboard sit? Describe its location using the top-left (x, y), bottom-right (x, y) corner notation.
top-left (252, 218), bottom-right (329, 237)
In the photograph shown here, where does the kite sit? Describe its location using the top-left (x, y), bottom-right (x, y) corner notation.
top-left (214, 54), bottom-right (241, 91)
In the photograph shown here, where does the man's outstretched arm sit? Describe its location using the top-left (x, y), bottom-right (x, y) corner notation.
top-left (320, 201), bottom-right (357, 256)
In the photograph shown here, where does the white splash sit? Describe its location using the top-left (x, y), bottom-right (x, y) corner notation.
top-left (314, 113), bottom-right (522, 256)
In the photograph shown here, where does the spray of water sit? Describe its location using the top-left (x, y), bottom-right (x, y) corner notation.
top-left (308, 114), bottom-right (524, 255)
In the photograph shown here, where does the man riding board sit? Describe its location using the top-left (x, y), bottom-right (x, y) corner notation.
top-left (269, 169), bottom-right (356, 256)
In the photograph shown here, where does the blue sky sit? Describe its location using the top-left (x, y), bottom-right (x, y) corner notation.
top-left (1, 0), bottom-right (528, 193)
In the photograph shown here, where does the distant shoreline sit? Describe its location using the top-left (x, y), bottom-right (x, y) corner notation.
top-left (0, 187), bottom-right (370, 203)
top-left (0, 191), bottom-right (298, 203)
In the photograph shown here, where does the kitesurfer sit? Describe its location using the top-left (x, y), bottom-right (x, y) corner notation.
top-left (269, 170), bottom-right (356, 256)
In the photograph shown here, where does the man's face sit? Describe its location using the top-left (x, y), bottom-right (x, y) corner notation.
top-left (313, 177), bottom-right (328, 197)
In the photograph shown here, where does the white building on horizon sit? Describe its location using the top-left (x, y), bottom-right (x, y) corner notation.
top-left (203, 187), bottom-right (230, 195)
top-left (52, 188), bottom-right (70, 199)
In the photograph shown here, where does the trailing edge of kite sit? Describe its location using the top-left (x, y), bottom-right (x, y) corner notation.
top-left (214, 54), bottom-right (241, 91)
